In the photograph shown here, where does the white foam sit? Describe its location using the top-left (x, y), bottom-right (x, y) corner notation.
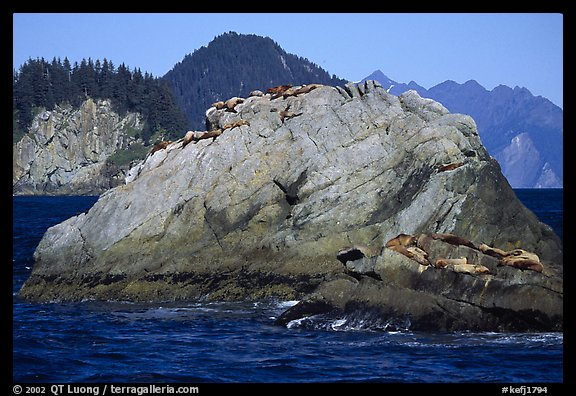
top-left (275, 300), bottom-right (300, 309)
top-left (286, 317), bottom-right (306, 329)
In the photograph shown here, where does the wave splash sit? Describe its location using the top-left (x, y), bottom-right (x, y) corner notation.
top-left (286, 310), bottom-right (412, 332)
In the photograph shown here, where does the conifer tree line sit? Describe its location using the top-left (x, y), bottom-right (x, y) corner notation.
top-left (13, 57), bottom-right (190, 143)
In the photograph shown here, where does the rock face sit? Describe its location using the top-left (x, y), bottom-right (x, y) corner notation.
top-left (19, 81), bottom-right (562, 331)
top-left (13, 99), bottom-right (144, 195)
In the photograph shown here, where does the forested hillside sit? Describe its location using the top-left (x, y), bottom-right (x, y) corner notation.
top-left (13, 57), bottom-right (189, 143)
top-left (164, 32), bottom-right (348, 129)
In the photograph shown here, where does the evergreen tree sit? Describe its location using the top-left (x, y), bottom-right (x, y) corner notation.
top-left (99, 58), bottom-right (115, 99)
top-left (13, 57), bottom-right (190, 142)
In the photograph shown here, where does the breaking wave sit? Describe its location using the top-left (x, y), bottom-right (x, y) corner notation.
top-left (286, 310), bottom-right (412, 332)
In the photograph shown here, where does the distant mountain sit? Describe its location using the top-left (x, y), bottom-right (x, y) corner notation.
top-left (362, 70), bottom-right (563, 188)
top-left (164, 32), bottom-right (349, 130)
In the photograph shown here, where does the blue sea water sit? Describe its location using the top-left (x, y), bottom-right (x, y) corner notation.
top-left (12, 191), bottom-right (564, 383)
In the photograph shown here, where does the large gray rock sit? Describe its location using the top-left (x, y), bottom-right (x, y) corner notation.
top-left (19, 82), bottom-right (562, 331)
top-left (13, 99), bottom-right (144, 195)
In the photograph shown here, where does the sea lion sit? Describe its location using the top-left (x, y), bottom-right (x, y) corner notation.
top-left (405, 246), bottom-right (430, 266)
top-left (280, 86), bottom-right (300, 98)
top-left (385, 233), bottom-right (417, 248)
top-left (181, 131), bottom-right (195, 148)
top-left (283, 83), bottom-right (323, 98)
top-left (181, 130), bottom-right (223, 147)
top-left (499, 249), bottom-right (543, 273)
top-left (225, 97), bottom-right (244, 112)
top-left (387, 244), bottom-right (430, 266)
top-left (267, 84), bottom-right (293, 99)
top-left (434, 257), bottom-right (467, 269)
top-left (430, 233), bottom-right (476, 249)
top-left (149, 140), bottom-right (172, 155)
top-left (195, 129), bottom-right (223, 141)
top-left (451, 263), bottom-right (492, 275)
top-left (479, 243), bottom-right (508, 258)
top-left (211, 101), bottom-right (226, 110)
top-left (437, 162), bottom-right (465, 172)
top-left (223, 119), bottom-right (250, 130)
top-left (505, 249), bottom-right (540, 262)
top-left (500, 258), bottom-right (544, 273)
top-left (249, 90), bottom-right (264, 97)
top-left (279, 108), bottom-right (303, 122)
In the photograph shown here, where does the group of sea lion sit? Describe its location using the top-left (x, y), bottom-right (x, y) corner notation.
top-left (266, 83), bottom-right (324, 99)
top-left (180, 119), bottom-right (251, 148)
top-left (148, 83), bottom-right (322, 156)
top-left (479, 244), bottom-right (544, 272)
top-left (384, 232), bottom-right (544, 274)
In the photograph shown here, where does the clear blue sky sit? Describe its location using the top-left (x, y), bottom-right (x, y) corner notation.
top-left (13, 13), bottom-right (563, 108)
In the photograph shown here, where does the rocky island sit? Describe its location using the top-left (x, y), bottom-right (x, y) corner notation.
top-left (13, 98), bottom-right (144, 195)
top-left (19, 81), bottom-right (563, 332)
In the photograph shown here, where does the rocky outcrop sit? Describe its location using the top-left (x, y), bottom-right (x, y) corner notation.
top-left (13, 99), bottom-right (144, 195)
top-left (19, 81), bottom-right (562, 331)
top-left (278, 233), bottom-right (561, 331)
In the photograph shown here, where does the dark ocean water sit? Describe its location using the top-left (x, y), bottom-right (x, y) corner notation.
top-left (12, 191), bottom-right (564, 383)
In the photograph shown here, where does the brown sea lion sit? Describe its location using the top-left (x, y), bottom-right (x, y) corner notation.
top-left (211, 101), bottom-right (226, 110)
top-left (280, 86), bottom-right (300, 98)
top-left (283, 83), bottom-right (323, 98)
top-left (430, 233), bottom-right (476, 249)
top-left (225, 97), bottom-right (244, 112)
top-left (505, 249), bottom-right (540, 262)
top-left (195, 129), bottom-right (223, 141)
top-left (181, 131), bottom-right (198, 148)
top-left (223, 119), bottom-right (250, 130)
top-left (437, 162), bottom-right (465, 172)
top-left (149, 140), bottom-right (172, 155)
top-left (279, 109), bottom-right (303, 122)
top-left (479, 243), bottom-right (508, 258)
top-left (451, 263), bottom-right (492, 275)
top-left (387, 244), bottom-right (430, 266)
top-left (500, 258), bottom-right (544, 273)
top-left (499, 249), bottom-right (543, 273)
top-left (267, 84), bottom-right (293, 98)
top-left (385, 233), bottom-right (417, 248)
top-left (434, 257), bottom-right (467, 269)
top-left (405, 246), bottom-right (431, 266)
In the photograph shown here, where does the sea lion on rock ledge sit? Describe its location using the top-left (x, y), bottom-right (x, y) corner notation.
top-left (451, 263), bottom-right (492, 275)
top-left (499, 249), bottom-right (543, 273)
top-left (223, 119), bottom-right (250, 130)
top-left (283, 83), bottom-right (324, 98)
top-left (149, 140), bottom-right (172, 155)
top-left (267, 84), bottom-right (293, 99)
top-left (434, 257), bottom-right (467, 269)
top-left (479, 243), bottom-right (508, 258)
top-left (430, 233), bottom-right (476, 249)
top-left (385, 234), bottom-right (430, 266)
top-left (211, 101), bottom-right (226, 110)
top-left (385, 233), bottom-right (417, 248)
top-left (225, 97), bottom-right (244, 112)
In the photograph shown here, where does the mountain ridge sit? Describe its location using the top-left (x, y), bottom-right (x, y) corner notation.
top-left (362, 70), bottom-right (563, 188)
top-left (163, 32), bottom-right (348, 130)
